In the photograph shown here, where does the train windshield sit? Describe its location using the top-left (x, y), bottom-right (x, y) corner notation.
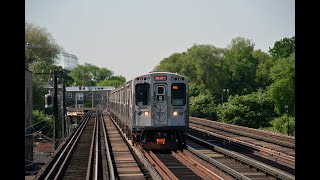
top-left (171, 83), bottom-right (186, 106)
top-left (135, 83), bottom-right (150, 106)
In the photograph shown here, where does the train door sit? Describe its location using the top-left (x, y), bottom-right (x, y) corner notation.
top-left (153, 84), bottom-right (168, 126)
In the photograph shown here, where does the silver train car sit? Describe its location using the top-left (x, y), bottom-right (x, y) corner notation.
top-left (108, 72), bottom-right (189, 150)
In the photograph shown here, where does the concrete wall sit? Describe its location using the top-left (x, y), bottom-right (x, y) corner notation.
top-left (25, 66), bottom-right (33, 167)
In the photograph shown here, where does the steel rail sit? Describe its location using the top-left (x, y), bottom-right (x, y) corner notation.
top-left (149, 151), bottom-right (179, 180)
top-left (94, 114), bottom-right (99, 179)
top-left (107, 111), bottom-right (162, 180)
top-left (86, 114), bottom-right (97, 180)
top-left (190, 126), bottom-right (295, 169)
top-left (173, 150), bottom-right (220, 180)
top-left (100, 112), bottom-right (116, 180)
top-left (188, 134), bottom-right (295, 180)
top-left (190, 117), bottom-right (295, 148)
top-left (35, 111), bottom-right (93, 180)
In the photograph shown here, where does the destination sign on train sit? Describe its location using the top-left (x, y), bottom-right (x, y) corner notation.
top-left (154, 76), bottom-right (167, 81)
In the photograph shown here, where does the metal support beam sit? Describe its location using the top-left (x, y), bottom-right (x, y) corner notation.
top-left (53, 71), bottom-right (59, 149)
top-left (62, 79), bottom-right (66, 139)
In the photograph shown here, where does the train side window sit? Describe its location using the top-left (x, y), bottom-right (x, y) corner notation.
top-left (171, 83), bottom-right (186, 106)
top-left (135, 83), bottom-right (150, 106)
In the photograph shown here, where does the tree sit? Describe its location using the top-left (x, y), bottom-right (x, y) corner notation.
top-left (216, 89), bottom-right (274, 128)
top-left (31, 64), bottom-right (71, 111)
top-left (97, 75), bottom-right (126, 87)
top-left (272, 115), bottom-right (295, 135)
top-left (68, 63), bottom-right (99, 86)
top-left (268, 53), bottom-right (295, 116)
top-left (153, 53), bottom-right (184, 73)
top-left (189, 93), bottom-right (217, 120)
top-left (183, 44), bottom-right (226, 96)
top-left (32, 110), bottom-right (54, 138)
top-left (69, 63), bottom-right (125, 86)
top-left (253, 49), bottom-right (274, 89)
top-left (269, 36), bottom-right (295, 59)
top-left (223, 37), bottom-right (259, 95)
top-left (154, 44), bottom-right (226, 97)
top-left (26, 22), bottom-right (64, 111)
top-left (25, 22), bottom-right (62, 71)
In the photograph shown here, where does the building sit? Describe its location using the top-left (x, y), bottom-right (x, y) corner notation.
top-left (43, 83), bottom-right (115, 109)
top-left (56, 52), bottom-right (79, 71)
top-left (66, 86), bottom-right (115, 108)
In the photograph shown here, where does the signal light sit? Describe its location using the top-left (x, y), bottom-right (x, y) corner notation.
top-left (45, 94), bottom-right (53, 108)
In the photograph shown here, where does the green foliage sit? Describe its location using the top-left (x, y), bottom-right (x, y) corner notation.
top-left (184, 44), bottom-right (226, 96)
top-left (189, 93), bottom-right (217, 120)
top-left (224, 37), bottom-right (259, 95)
top-left (153, 53), bottom-right (184, 73)
top-left (271, 115), bottom-right (295, 136)
top-left (97, 75), bottom-right (126, 87)
top-left (32, 80), bottom-right (47, 111)
top-left (154, 44), bottom-right (227, 97)
top-left (269, 36), bottom-right (295, 59)
top-left (32, 110), bottom-right (54, 138)
top-left (253, 50), bottom-right (274, 89)
top-left (216, 89), bottom-right (274, 128)
top-left (152, 36), bottom-right (295, 130)
top-left (68, 63), bottom-right (98, 86)
top-left (189, 82), bottom-right (207, 97)
top-left (268, 53), bottom-right (295, 116)
top-left (68, 63), bottom-right (120, 86)
top-left (25, 22), bottom-right (62, 71)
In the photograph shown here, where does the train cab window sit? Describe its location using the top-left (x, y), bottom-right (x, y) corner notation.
top-left (158, 86), bottom-right (164, 94)
top-left (135, 84), bottom-right (150, 106)
top-left (171, 83), bottom-right (186, 106)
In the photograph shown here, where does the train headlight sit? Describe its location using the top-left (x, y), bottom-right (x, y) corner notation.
top-left (172, 111), bottom-right (178, 116)
top-left (144, 111), bottom-right (149, 116)
top-left (137, 111), bottom-right (142, 116)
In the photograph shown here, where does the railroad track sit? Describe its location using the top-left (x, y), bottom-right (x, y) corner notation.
top-left (106, 111), bottom-right (232, 180)
top-left (187, 134), bottom-right (295, 180)
top-left (106, 112), bottom-right (295, 180)
top-left (61, 110), bottom-right (101, 179)
top-left (34, 111), bottom-right (295, 179)
top-left (190, 117), bottom-right (295, 170)
top-left (137, 145), bottom-right (231, 180)
top-left (103, 112), bottom-right (148, 179)
top-left (190, 117), bottom-right (295, 157)
top-left (188, 127), bottom-right (295, 174)
top-left (34, 110), bottom-right (118, 180)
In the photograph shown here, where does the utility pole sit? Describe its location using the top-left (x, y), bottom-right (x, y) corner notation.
top-left (61, 78), bottom-right (66, 140)
top-left (222, 89), bottom-right (225, 106)
top-left (53, 71), bottom-right (59, 149)
top-left (285, 105), bottom-right (289, 136)
top-left (92, 91), bottom-right (94, 108)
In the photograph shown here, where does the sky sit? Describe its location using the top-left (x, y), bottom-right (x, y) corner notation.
top-left (25, 0), bottom-right (295, 81)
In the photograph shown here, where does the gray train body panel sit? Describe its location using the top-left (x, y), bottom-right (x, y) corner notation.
top-left (109, 72), bottom-right (189, 149)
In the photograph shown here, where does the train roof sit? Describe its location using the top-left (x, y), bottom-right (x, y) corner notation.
top-left (133, 71), bottom-right (187, 79)
top-left (110, 72), bottom-right (187, 93)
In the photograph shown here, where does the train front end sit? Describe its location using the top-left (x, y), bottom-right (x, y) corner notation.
top-left (132, 72), bottom-right (189, 150)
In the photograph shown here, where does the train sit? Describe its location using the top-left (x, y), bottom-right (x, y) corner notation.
top-left (108, 72), bottom-right (189, 150)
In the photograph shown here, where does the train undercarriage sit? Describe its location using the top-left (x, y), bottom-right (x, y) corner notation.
top-left (110, 111), bottom-right (187, 151)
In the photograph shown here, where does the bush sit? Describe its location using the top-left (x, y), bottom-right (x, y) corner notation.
top-left (216, 89), bottom-right (274, 128)
top-left (272, 115), bottom-right (295, 136)
top-left (32, 110), bottom-right (54, 138)
top-left (190, 93), bottom-right (217, 120)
